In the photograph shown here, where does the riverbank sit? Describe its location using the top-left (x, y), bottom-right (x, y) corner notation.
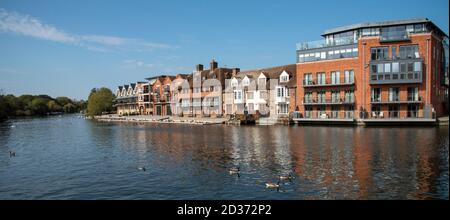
top-left (95, 114), bottom-right (230, 125)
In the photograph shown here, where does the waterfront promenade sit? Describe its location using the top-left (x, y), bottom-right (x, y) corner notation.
top-left (95, 114), bottom-right (230, 125)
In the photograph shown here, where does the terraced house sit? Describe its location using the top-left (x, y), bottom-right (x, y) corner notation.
top-left (293, 18), bottom-right (449, 124)
top-left (224, 64), bottom-right (296, 124)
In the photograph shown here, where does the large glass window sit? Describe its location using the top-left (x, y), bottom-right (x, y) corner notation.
top-left (392, 62), bottom-right (399, 72)
top-left (331, 91), bottom-right (340, 103)
top-left (407, 87), bottom-right (419, 101)
top-left (303, 73), bottom-right (313, 85)
top-left (371, 47), bottom-right (389, 60)
top-left (316, 72), bottom-right (326, 85)
top-left (344, 70), bottom-right (354, 84)
top-left (414, 62), bottom-right (422, 72)
top-left (371, 88), bottom-right (381, 102)
top-left (381, 26), bottom-right (407, 41)
top-left (399, 45), bottom-right (419, 59)
top-left (304, 92), bottom-right (313, 103)
top-left (345, 90), bottom-right (354, 103)
top-left (389, 88), bottom-right (400, 101)
top-left (317, 91), bottom-right (326, 103)
top-left (331, 71), bottom-right (340, 84)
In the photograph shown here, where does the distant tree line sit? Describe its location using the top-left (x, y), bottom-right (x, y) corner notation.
top-left (0, 94), bottom-right (87, 120)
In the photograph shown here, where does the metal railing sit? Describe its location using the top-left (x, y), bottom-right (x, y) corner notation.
top-left (293, 110), bottom-right (436, 120)
top-left (296, 36), bottom-right (356, 50)
top-left (303, 79), bottom-right (355, 87)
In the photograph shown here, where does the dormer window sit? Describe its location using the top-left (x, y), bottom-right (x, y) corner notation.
top-left (280, 71), bottom-right (289, 83)
top-left (242, 76), bottom-right (250, 86)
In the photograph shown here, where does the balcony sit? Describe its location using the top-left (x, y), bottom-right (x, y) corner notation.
top-left (303, 79), bottom-right (355, 88)
top-left (296, 36), bottom-right (356, 50)
top-left (370, 58), bottom-right (423, 84)
top-left (370, 96), bottom-right (422, 104)
top-left (303, 97), bottom-right (355, 105)
top-left (380, 30), bottom-right (410, 42)
top-left (292, 111), bottom-right (355, 122)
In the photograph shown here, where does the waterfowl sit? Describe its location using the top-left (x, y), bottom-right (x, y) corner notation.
top-left (229, 167), bottom-right (240, 177)
top-left (9, 151), bottom-right (16, 157)
top-left (229, 167), bottom-right (240, 174)
top-left (138, 166), bottom-right (146, 172)
top-left (265, 181), bottom-right (280, 191)
top-left (279, 173), bottom-right (293, 181)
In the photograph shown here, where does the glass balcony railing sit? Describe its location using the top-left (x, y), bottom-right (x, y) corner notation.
top-left (380, 30), bottom-right (410, 42)
top-left (296, 36), bottom-right (356, 50)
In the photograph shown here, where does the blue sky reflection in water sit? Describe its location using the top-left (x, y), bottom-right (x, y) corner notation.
top-left (0, 115), bottom-right (448, 199)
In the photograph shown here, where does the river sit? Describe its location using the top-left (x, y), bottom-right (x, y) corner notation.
top-left (0, 114), bottom-right (448, 199)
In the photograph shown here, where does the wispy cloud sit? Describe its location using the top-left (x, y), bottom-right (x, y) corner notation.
top-left (0, 8), bottom-right (174, 52)
top-left (123, 59), bottom-right (158, 69)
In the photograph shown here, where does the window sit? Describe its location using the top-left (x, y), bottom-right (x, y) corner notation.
top-left (317, 72), bottom-right (326, 85)
top-left (303, 73), bottom-right (313, 85)
top-left (371, 47), bottom-right (389, 60)
top-left (304, 92), bottom-right (312, 103)
top-left (377, 63), bottom-right (384, 73)
top-left (371, 65), bottom-right (378, 73)
top-left (234, 91), bottom-right (242, 100)
top-left (345, 90), bottom-right (354, 103)
top-left (371, 88), bottom-right (381, 102)
top-left (414, 62), bottom-right (422, 72)
top-left (344, 70), bottom-right (354, 83)
top-left (392, 62), bottom-right (399, 72)
top-left (278, 104), bottom-right (288, 114)
top-left (280, 75), bottom-right (289, 82)
top-left (389, 88), bottom-right (400, 101)
top-left (384, 63), bottom-right (391, 73)
top-left (405, 62), bottom-right (412, 72)
top-left (407, 87), bottom-right (419, 101)
top-left (392, 46), bottom-right (397, 59)
top-left (399, 45), bottom-right (419, 59)
top-left (331, 91), bottom-right (340, 103)
top-left (317, 91), bottom-right (326, 103)
top-left (331, 71), bottom-right (340, 84)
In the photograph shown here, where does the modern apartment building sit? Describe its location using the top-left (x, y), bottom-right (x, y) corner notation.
top-left (294, 18), bottom-right (449, 124)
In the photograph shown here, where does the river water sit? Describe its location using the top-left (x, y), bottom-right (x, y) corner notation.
top-left (0, 115), bottom-right (448, 199)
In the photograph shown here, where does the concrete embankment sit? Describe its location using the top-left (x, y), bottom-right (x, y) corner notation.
top-left (94, 114), bottom-right (229, 125)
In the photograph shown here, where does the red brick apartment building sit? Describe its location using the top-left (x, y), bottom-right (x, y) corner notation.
top-left (293, 18), bottom-right (449, 124)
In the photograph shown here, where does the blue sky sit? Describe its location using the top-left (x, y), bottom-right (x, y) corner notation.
top-left (0, 0), bottom-right (448, 100)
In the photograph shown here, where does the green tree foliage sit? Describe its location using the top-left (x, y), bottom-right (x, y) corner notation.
top-left (0, 93), bottom-right (87, 119)
top-left (30, 98), bottom-right (50, 115)
top-left (0, 95), bottom-right (8, 120)
top-left (47, 100), bottom-right (63, 112)
top-left (87, 87), bottom-right (114, 116)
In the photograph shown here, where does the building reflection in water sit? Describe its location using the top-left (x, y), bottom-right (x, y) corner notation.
top-left (91, 121), bottom-right (447, 199)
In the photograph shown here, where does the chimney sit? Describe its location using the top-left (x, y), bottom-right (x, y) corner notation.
top-left (210, 59), bottom-right (218, 71)
top-left (196, 64), bottom-right (204, 71)
top-left (232, 68), bottom-right (240, 76)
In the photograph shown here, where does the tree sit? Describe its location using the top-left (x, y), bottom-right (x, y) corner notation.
top-left (0, 95), bottom-right (8, 120)
top-left (47, 100), bottom-right (63, 112)
top-left (56, 96), bottom-right (72, 107)
top-left (30, 97), bottom-right (49, 115)
top-left (87, 87), bottom-right (114, 116)
top-left (63, 103), bottom-right (76, 113)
